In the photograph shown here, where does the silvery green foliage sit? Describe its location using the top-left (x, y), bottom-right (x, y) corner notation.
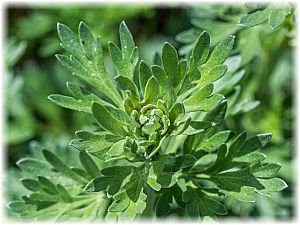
top-left (9, 21), bottom-right (287, 221)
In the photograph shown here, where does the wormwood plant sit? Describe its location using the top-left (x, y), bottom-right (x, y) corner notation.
top-left (8, 21), bottom-right (287, 221)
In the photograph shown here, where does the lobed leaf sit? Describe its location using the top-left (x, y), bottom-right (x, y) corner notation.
top-left (91, 102), bottom-right (127, 136)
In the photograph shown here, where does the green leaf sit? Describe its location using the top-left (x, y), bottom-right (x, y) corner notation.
top-left (238, 10), bottom-right (269, 27)
top-left (109, 22), bottom-right (137, 80)
top-left (147, 161), bottom-right (178, 191)
top-left (108, 41), bottom-right (123, 69)
top-left (198, 130), bottom-right (234, 153)
top-left (151, 65), bottom-right (170, 90)
top-left (8, 201), bottom-right (36, 214)
top-left (138, 61), bottom-right (153, 95)
top-left (157, 154), bottom-right (197, 171)
top-left (71, 130), bottom-right (120, 159)
top-left (156, 191), bottom-right (172, 217)
top-left (115, 75), bottom-right (139, 100)
top-left (84, 166), bottom-right (133, 195)
top-left (106, 139), bottom-right (127, 157)
top-left (258, 178), bottom-right (287, 192)
top-left (203, 144), bottom-right (227, 174)
top-left (225, 132), bottom-right (247, 163)
top-left (57, 23), bottom-right (82, 56)
top-left (211, 168), bottom-right (264, 192)
top-left (230, 99), bottom-right (260, 115)
top-left (143, 76), bottom-right (160, 104)
top-left (78, 21), bottom-right (95, 61)
top-left (56, 184), bottom-right (73, 202)
top-left (203, 100), bottom-right (227, 125)
top-left (17, 158), bottom-right (53, 177)
top-left (201, 35), bottom-right (235, 76)
top-left (37, 176), bottom-right (59, 194)
top-left (238, 4), bottom-right (291, 29)
top-left (251, 163), bottom-right (281, 178)
top-left (21, 178), bottom-right (41, 192)
top-left (43, 150), bottom-right (87, 184)
top-left (192, 31), bottom-right (210, 65)
top-left (181, 121), bottom-right (213, 135)
top-left (183, 84), bottom-right (213, 112)
top-left (237, 133), bottom-right (272, 157)
top-left (119, 21), bottom-right (135, 59)
top-left (48, 82), bottom-right (109, 113)
top-left (110, 191), bottom-right (147, 221)
top-left (234, 152), bottom-right (267, 163)
top-left (228, 188), bottom-right (256, 203)
top-left (162, 42), bottom-right (180, 88)
top-left (183, 83), bottom-right (224, 112)
top-left (91, 102), bottom-right (127, 136)
top-left (79, 152), bottom-right (100, 178)
top-left (177, 65), bottom-right (201, 97)
top-left (183, 187), bottom-right (227, 218)
top-left (169, 102), bottom-right (185, 123)
top-left (56, 23), bottom-right (122, 107)
top-left (86, 165), bottom-right (147, 221)
top-left (269, 9), bottom-right (287, 30)
top-left (197, 64), bottom-right (228, 87)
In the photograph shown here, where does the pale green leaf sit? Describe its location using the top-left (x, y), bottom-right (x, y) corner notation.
top-left (162, 42), bottom-right (180, 88)
top-left (258, 178), bottom-right (287, 192)
top-left (199, 130), bottom-right (234, 152)
top-left (251, 163), bottom-right (281, 178)
top-left (201, 35), bottom-right (235, 75)
top-left (43, 150), bottom-right (87, 184)
top-left (192, 31), bottom-right (210, 65)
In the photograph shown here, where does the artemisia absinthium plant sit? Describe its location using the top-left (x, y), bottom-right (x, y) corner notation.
top-left (9, 21), bottom-right (287, 221)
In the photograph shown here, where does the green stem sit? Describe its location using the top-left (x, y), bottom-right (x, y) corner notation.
top-left (146, 136), bottom-right (166, 159)
top-left (180, 173), bottom-right (211, 180)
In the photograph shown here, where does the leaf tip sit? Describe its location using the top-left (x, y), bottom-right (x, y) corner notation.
top-left (120, 20), bottom-right (127, 27)
top-left (47, 94), bottom-right (56, 102)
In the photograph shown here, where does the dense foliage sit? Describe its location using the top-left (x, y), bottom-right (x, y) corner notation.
top-left (6, 3), bottom-right (294, 221)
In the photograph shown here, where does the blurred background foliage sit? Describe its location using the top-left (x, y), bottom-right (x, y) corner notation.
top-left (5, 3), bottom-right (294, 220)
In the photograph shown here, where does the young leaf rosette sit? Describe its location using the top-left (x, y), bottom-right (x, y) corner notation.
top-left (49, 21), bottom-right (234, 163)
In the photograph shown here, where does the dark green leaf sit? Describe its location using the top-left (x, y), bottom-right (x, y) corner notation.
top-left (79, 152), bottom-right (100, 178)
top-left (91, 102), bottom-right (127, 136)
top-left (115, 75), bottom-right (139, 100)
top-left (237, 133), bottom-right (272, 157)
top-left (212, 168), bottom-right (264, 192)
top-left (169, 102), bottom-right (185, 123)
top-left (183, 188), bottom-right (227, 218)
top-left (21, 179), bottom-right (41, 192)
